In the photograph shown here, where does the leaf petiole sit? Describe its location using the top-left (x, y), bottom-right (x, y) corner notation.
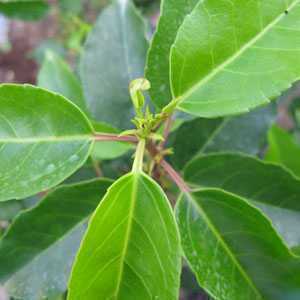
top-left (132, 139), bottom-right (146, 173)
top-left (93, 133), bottom-right (138, 143)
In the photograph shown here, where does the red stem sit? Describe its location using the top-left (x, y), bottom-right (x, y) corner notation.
top-left (160, 159), bottom-right (191, 193)
top-left (159, 116), bottom-right (173, 149)
top-left (94, 133), bottom-right (138, 143)
top-left (147, 141), bottom-right (190, 193)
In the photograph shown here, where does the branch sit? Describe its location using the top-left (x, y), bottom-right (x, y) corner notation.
top-left (147, 142), bottom-right (190, 193)
top-left (132, 139), bottom-right (146, 173)
top-left (94, 133), bottom-right (138, 143)
top-left (160, 159), bottom-right (191, 193)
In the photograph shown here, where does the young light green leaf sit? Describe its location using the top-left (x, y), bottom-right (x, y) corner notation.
top-left (266, 125), bottom-right (300, 178)
top-left (68, 172), bottom-right (181, 300)
top-left (172, 104), bottom-right (275, 169)
top-left (129, 78), bottom-right (150, 115)
top-left (0, 0), bottom-right (49, 20)
top-left (80, 0), bottom-right (148, 129)
top-left (171, 1), bottom-right (300, 117)
top-left (92, 122), bottom-right (133, 160)
top-left (0, 84), bottom-right (94, 201)
top-left (145, 0), bottom-right (199, 109)
top-left (177, 189), bottom-right (300, 300)
top-left (185, 152), bottom-right (300, 248)
top-left (0, 178), bottom-right (112, 285)
top-left (38, 51), bottom-right (88, 113)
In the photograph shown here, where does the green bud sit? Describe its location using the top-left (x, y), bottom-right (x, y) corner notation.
top-left (129, 78), bottom-right (151, 113)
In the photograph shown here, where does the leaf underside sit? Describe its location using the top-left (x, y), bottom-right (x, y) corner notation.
top-left (38, 52), bottom-right (88, 113)
top-left (0, 1), bottom-right (49, 20)
top-left (80, 0), bottom-right (148, 129)
top-left (0, 178), bottom-right (112, 284)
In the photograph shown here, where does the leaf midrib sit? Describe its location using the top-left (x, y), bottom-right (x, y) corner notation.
top-left (0, 135), bottom-right (93, 144)
top-left (175, 0), bottom-right (300, 103)
top-left (185, 192), bottom-right (263, 299)
top-left (114, 172), bottom-right (139, 298)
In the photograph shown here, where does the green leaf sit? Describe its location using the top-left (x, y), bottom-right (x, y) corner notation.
top-left (59, 0), bottom-right (82, 14)
top-left (266, 125), bottom-right (300, 178)
top-left (172, 104), bottom-right (275, 169)
top-left (145, 0), bottom-right (199, 109)
top-left (292, 246), bottom-right (300, 256)
top-left (80, 0), bottom-right (148, 129)
top-left (0, 84), bottom-right (93, 201)
top-left (68, 172), bottom-right (181, 299)
top-left (256, 202), bottom-right (300, 251)
top-left (185, 152), bottom-right (300, 211)
top-left (0, 0), bottom-right (49, 20)
top-left (92, 122), bottom-right (133, 160)
top-left (185, 152), bottom-right (300, 248)
top-left (0, 196), bottom-right (37, 221)
top-left (129, 78), bottom-right (150, 115)
top-left (176, 189), bottom-right (300, 300)
top-left (5, 226), bottom-right (85, 300)
top-left (38, 51), bottom-right (88, 113)
top-left (30, 39), bottom-right (66, 65)
top-left (0, 178), bottom-right (112, 285)
top-left (171, 1), bottom-right (300, 117)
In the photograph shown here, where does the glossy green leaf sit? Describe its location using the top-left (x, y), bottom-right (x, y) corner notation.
top-left (92, 122), bottom-right (133, 160)
top-left (0, 84), bottom-right (93, 201)
top-left (0, 0), bottom-right (49, 20)
top-left (176, 189), bottom-right (300, 300)
top-left (80, 0), bottom-right (148, 129)
top-left (145, 0), bottom-right (199, 109)
top-left (185, 152), bottom-right (300, 248)
top-left (266, 125), bottom-right (300, 178)
top-left (38, 52), bottom-right (87, 113)
top-left (68, 172), bottom-right (181, 300)
top-left (171, 0), bottom-right (300, 117)
top-left (0, 178), bottom-right (112, 284)
top-left (172, 104), bottom-right (275, 169)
